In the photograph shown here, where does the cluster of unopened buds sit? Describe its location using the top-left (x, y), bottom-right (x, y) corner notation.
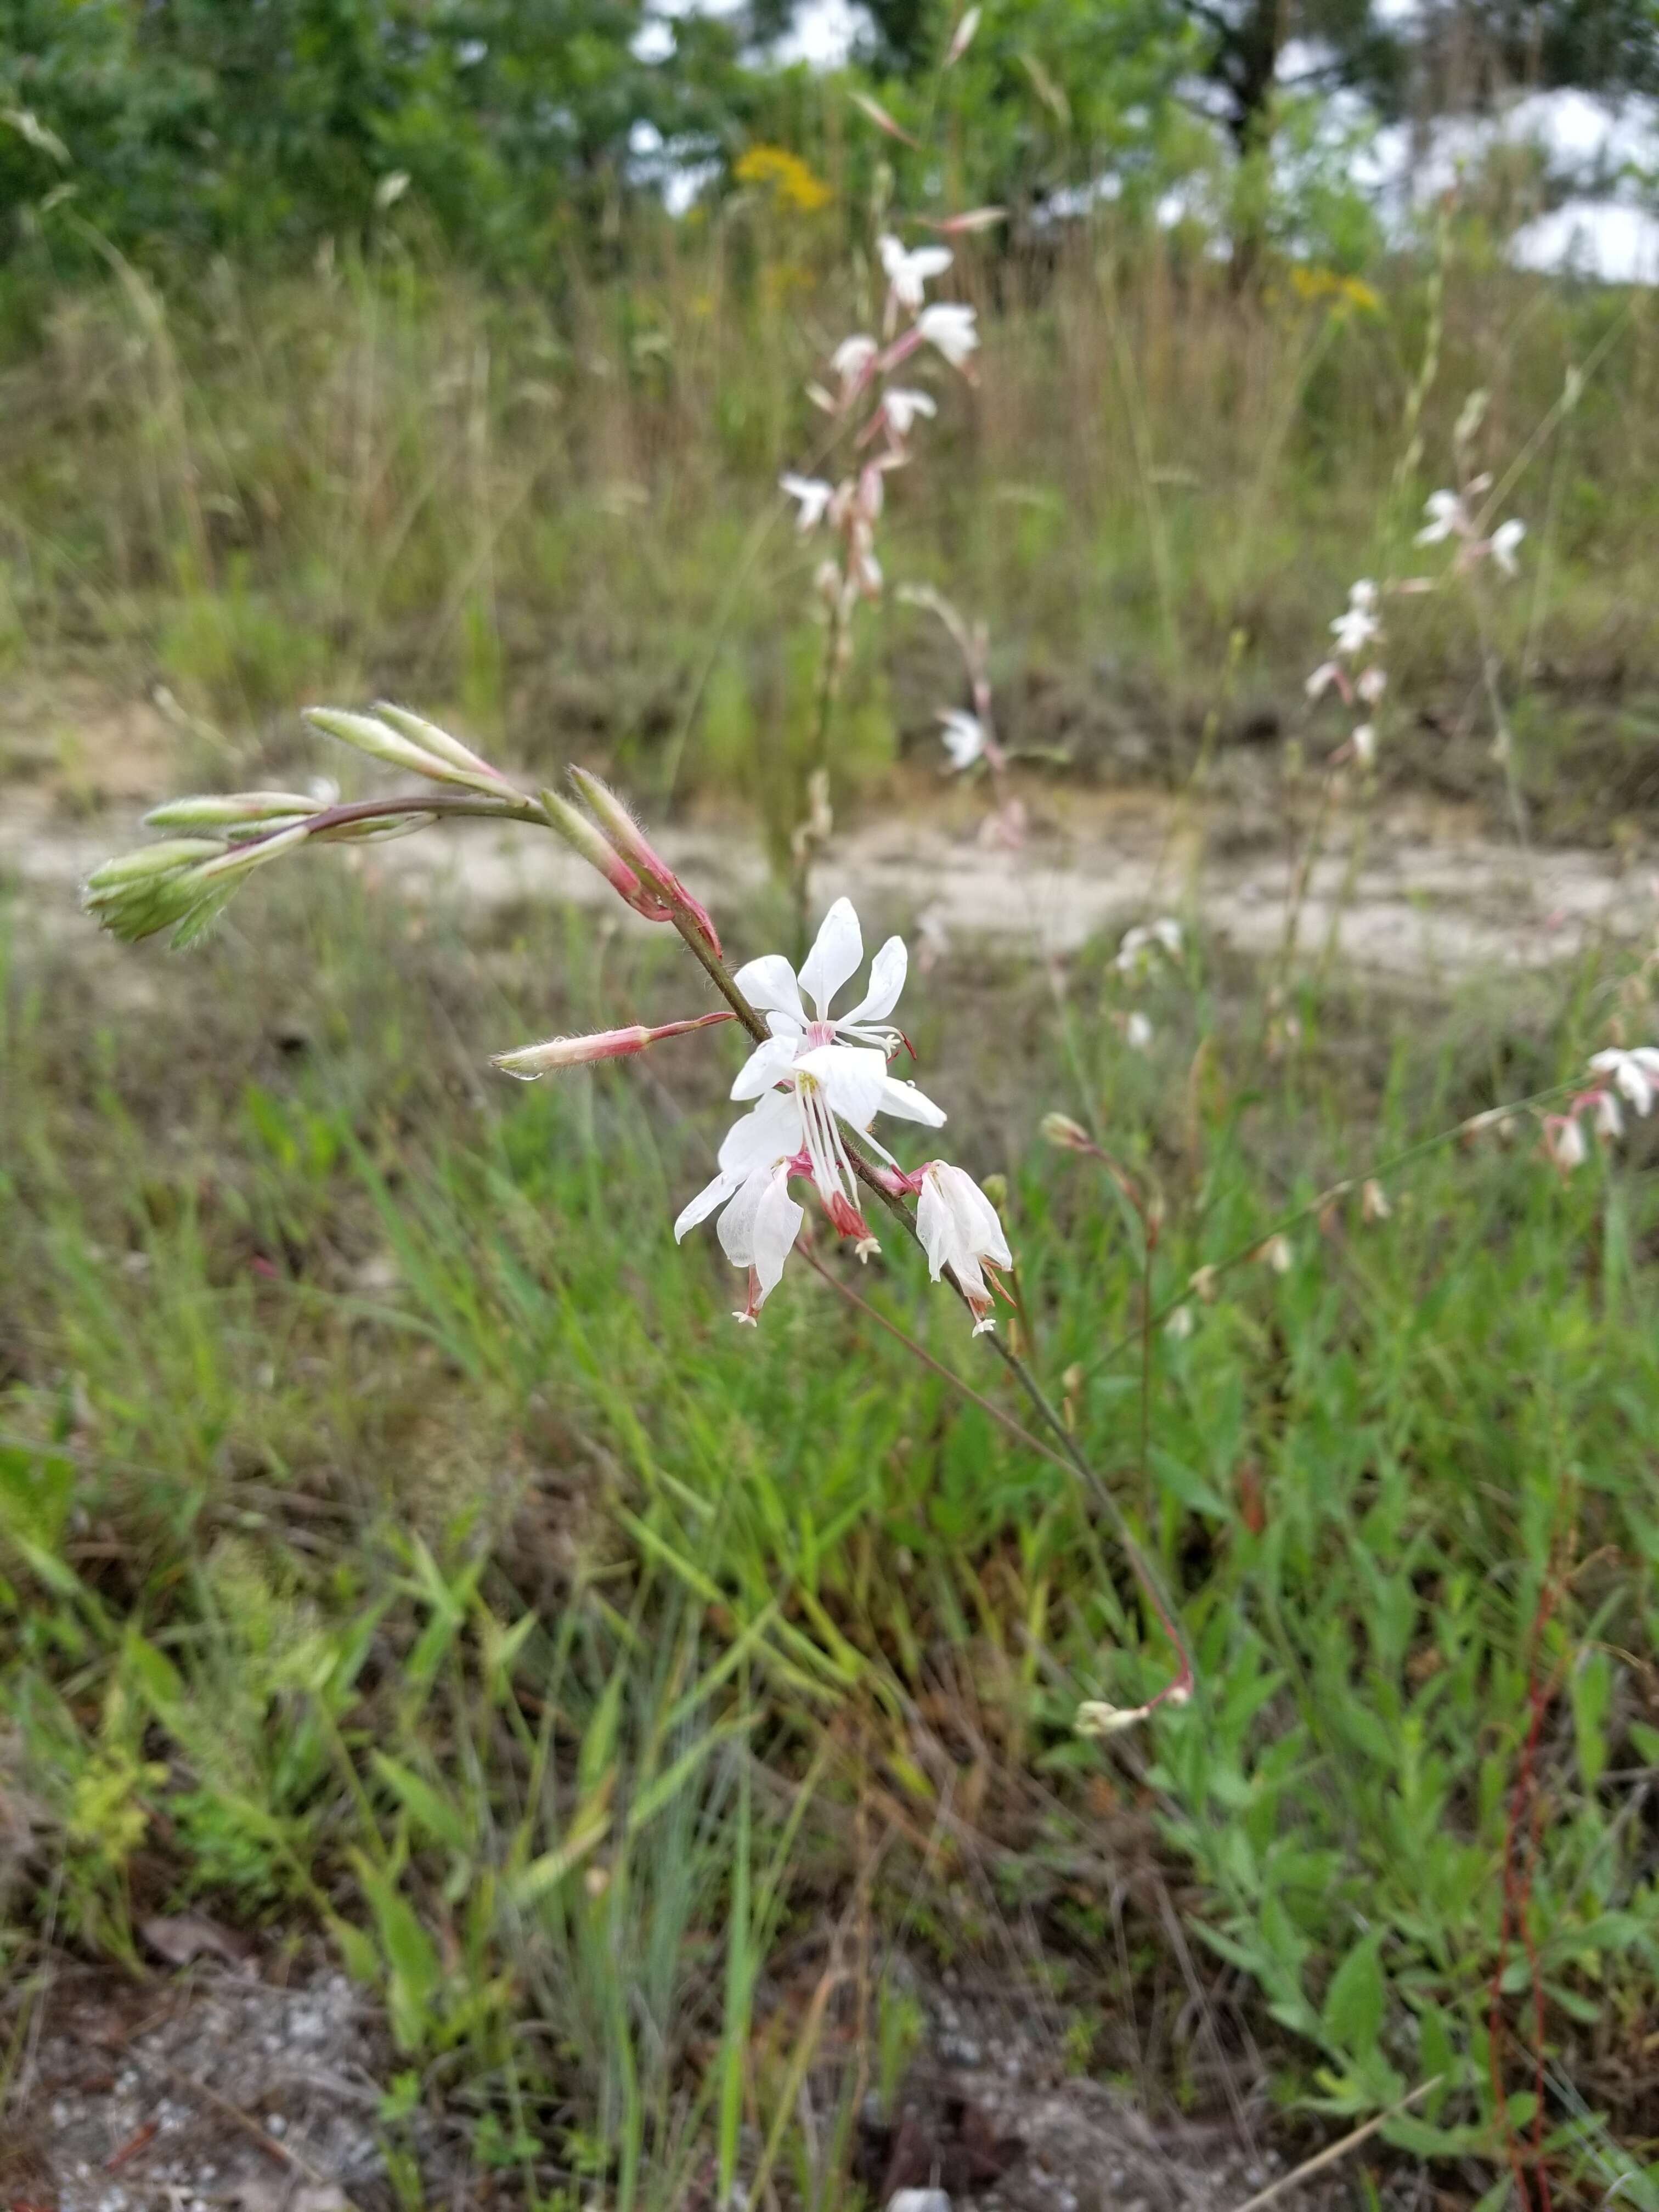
top-left (85, 702), bottom-right (1017, 1339)
top-left (780, 234), bottom-right (980, 634)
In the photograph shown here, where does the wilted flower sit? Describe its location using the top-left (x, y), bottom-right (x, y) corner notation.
top-left (1189, 1264), bottom-right (1219, 1302)
top-left (781, 473), bottom-right (834, 531)
top-left (915, 1160), bottom-right (1012, 1332)
top-left (879, 234), bottom-right (952, 313)
top-left (938, 708), bottom-right (986, 770)
top-left (1361, 1177), bottom-right (1391, 1222)
top-left (1257, 1233), bottom-right (1293, 1273)
top-left (917, 302), bottom-right (979, 368)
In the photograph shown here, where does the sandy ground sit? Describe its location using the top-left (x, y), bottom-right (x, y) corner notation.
top-left (4, 774), bottom-right (1652, 988)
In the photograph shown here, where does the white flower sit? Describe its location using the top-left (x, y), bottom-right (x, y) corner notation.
top-left (1589, 1046), bottom-right (1659, 1118)
top-left (1594, 1089), bottom-right (1624, 1141)
top-left (831, 334), bottom-right (878, 388)
top-left (1330, 599), bottom-right (1380, 658)
top-left (1356, 665), bottom-right (1387, 704)
top-left (1305, 661), bottom-right (1339, 702)
top-left (915, 1160), bottom-right (1012, 1333)
top-left (1352, 722), bottom-right (1376, 768)
top-left (1545, 1113), bottom-right (1588, 1172)
top-left (1115, 917), bottom-right (1182, 974)
top-left (1489, 517), bottom-right (1526, 577)
top-left (917, 302), bottom-right (979, 368)
top-left (1348, 577), bottom-right (1378, 611)
top-left (674, 1089), bottom-right (806, 1323)
top-left (727, 899), bottom-right (945, 1229)
top-left (1125, 1009), bottom-right (1153, 1051)
top-left (879, 235), bottom-right (952, 312)
top-left (1164, 1303), bottom-right (1194, 1340)
top-left (780, 473), bottom-right (834, 531)
top-left (937, 708), bottom-right (985, 770)
top-left (1416, 488), bottom-right (1464, 545)
top-left (882, 387), bottom-right (938, 439)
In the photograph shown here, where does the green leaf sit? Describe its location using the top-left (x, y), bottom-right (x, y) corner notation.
top-left (371, 1753), bottom-right (471, 1853)
top-left (1571, 1647), bottom-right (1613, 1791)
top-left (1322, 1929), bottom-right (1386, 2058)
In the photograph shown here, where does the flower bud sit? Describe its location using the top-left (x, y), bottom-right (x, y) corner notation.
top-left (566, 768), bottom-right (722, 956)
top-left (372, 702), bottom-right (509, 791)
top-left (979, 1171), bottom-right (1008, 1210)
top-left (1041, 1112), bottom-right (1093, 1153)
top-left (539, 788), bottom-right (671, 922)
top-left (492, 1011), bottom-right (736, 1079)
top-left (145, 792), bottom-right (326, 830)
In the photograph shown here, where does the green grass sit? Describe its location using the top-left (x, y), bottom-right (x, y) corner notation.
top-left (3, 234), bottom-right (1658, 849)
top-left (4, 848), bottom-right (1659, 2204)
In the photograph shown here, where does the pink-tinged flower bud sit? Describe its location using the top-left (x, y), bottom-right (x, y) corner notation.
top-left (492, 1011), bottom-right (735, 1079)
top-left (1041, 1111), bottom-right (1094, 1152)
top-left (918, 206), bottom-right (1007, 235)
top-left (566, 768), bottom-right (723, 957)
top-left (539, 788), bottom-right (672, 922)
top-left (1543, 1112), bottom-right (1588, 1172)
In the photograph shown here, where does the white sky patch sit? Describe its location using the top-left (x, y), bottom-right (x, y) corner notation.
top-left (1511, 198), bottom-right (1659, 282)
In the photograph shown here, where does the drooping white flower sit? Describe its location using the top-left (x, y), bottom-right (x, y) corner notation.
top-left (831, 334), bottom-right (878, 388)
top-left (917, 302), bottom-right (979, 368)
top-left (780, 473), bottom-right (834, 531)
top-left (1489, 517), bottom-right (1526, 577)
top-left (1348, 577), bottom-right (1378, 611)
top-left (1115, 917), bottom-right (1183, 974)
top-left (882, 387), bottom-right (938, 440)
top-left (1416, 488), bottom-right (1464, 545)
top-left (915, 1160), bottom-right (1012, 1333)
top-left (1544, 1111), bottom-right (1588, 1172)
top-left (1125, 1009), bottom-right (1153, 1051)
top-left (1306, 661), bottom-right (1339, 702)
top-left (1594, 1088), bottom-right (1624, 1141)
top-left (879, 235), bottom-right (952, 312)
top-left (1356, 665), bottom-right (1387, 704)
top-left (1351, 721), bottom-right (1376, 768)
top-left (1589, 1046), bottom-right (1659, 1117)
top-left (937, 708), bottom-right (986, 770)
top-left (674, 1089), bottom-right (806, 1322)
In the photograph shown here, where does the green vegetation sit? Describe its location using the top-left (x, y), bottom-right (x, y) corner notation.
top-left (4, 855), bottom-right (1659, 2200)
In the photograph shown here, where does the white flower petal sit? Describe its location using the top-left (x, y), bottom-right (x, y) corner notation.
top-left (840, 935), bottom-right (907, 1027)
top-left (719, 1087), bottom-right (800, 1170)
top-left (730, 1034), bottom-right (802, 1101)
top-left (732, 952), bottom-right (806, 1028)
top-left (799, 897), bottom-right (864, 1015)
top-left (797, 1042), bottom-right (888, 1127)
top-left (878, 1075), bottom-right (947, 1126)
top-left (674, 1170), bottom-right (737, 1242)
top-left (749, 1175), bottom-right (804, 1301)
